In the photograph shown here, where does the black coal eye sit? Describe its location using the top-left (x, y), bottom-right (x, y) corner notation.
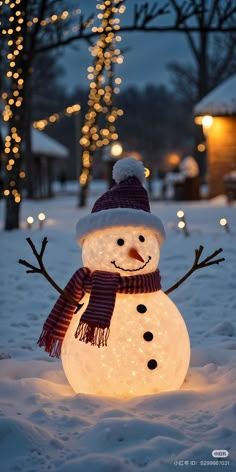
top-left (139, 235), bottom-right (145, 242)
top-left (117, 238), bottom-right (125, 246)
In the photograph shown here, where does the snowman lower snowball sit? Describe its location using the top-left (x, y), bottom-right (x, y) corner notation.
top-left (38, 158), bottom-right (190, 398)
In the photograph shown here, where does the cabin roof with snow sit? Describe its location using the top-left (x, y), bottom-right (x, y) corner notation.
top-left (194, 74), bottom-right (236, 117)
top-left (31, 128), bottom-right (68, 159)
top-left (1, 125), bottom-right (68, 159)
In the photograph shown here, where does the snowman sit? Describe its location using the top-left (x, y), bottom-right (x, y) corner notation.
top-left (38, 158), bottom-right (190, 398)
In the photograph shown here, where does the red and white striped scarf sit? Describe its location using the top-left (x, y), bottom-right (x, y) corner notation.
top-left (37, 267), bottom-right (161, 358)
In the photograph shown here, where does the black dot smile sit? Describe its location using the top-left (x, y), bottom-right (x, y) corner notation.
top-left (110, 256), bottom-right (151, 272)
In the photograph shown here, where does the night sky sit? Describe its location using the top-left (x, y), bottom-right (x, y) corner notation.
top-left (60, 0), bottom-right (192, 92)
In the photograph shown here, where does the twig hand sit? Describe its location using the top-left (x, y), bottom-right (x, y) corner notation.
top-left (19, 237), bottom-right (78, 306)
top-left (165, 245), bottom-right (225, 295)
top-left (19, 239), bottom-right (225, 301)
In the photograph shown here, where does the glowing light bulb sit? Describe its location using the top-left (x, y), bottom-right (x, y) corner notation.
top-left (38, 213), bottom-right (46, 229)
top-left (202, 115), bottom-right (213, 128)
top-left (177, 211), bottom-right (190, 237)
top-left (110, 142), bottom-right (123, 157)
top-left (177, 210), bottom-right (185, 218)
top-left (178, 221), bottom-right (185, 229)
top-left (220, 218), bottom-right (230, 233)
top-left (27, 216), bottom-right (34, 229)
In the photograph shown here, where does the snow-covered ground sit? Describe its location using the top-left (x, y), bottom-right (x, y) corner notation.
top-left (0, 183), bottom-right (236, 472)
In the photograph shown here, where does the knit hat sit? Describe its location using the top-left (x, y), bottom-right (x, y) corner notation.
top-left (76, 157), bottom-right (165, 246)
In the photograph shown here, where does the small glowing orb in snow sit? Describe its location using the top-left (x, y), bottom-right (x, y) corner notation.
top-left (178, 221), bottom-right (186, 229)
top-left (61, 226), bottom-right (190, 398)
top-left (27, 216), bottom-right (34, 225)
top-left (219, 218), bottom-right (227, 227)
top-left (38, 212), bottom-right (46, 221)
top-left (177, 210), bottom-right (185, 218)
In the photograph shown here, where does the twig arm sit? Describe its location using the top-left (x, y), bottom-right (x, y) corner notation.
top-left (19, 238), bottom-right (78, 307)
top-left (165, 246), bottom-right (224, 295)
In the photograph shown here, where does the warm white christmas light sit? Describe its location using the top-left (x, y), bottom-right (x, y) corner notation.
top-left (144, 167), bottom-right (150, 178)
top-left (178, 221), bottom-right (186, 229)
top-left (38, 212), bottom-right (46, 229)
top-left (201, 115), bottom-right (213, 136)
top-left (202, 115), bottom-right (213, 128)
top-left (177, 210), bottom-right (190, 237)
top-left (220, 218), bottom-right (230, 233)
top-left (177, 210), bottom-right (185, 218)
top-left (110, 142), bottom-right (123, 158)
top-left (27, 216), bottom-right (34, 228)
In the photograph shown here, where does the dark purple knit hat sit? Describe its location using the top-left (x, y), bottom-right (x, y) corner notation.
top-left (76, 158), bottom-right (165, 246)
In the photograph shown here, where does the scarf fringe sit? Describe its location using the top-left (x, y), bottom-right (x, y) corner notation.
top-left (37, 329), bottom-right (62, 358)
top-left (75, 321), bottom-right (110, 348)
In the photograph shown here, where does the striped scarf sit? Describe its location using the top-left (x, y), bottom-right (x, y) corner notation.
top-left (38, 267), bottom-right (161, 358)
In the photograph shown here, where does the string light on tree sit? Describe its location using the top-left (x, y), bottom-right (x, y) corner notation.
top-left (2, 0), bottom-right (25, 212)
top-left (33, 104), bottom-right (81, 131)
top-left (26, 8), bottom-right (86, 31)
top-left (79, 0), bottom-right (125, 203)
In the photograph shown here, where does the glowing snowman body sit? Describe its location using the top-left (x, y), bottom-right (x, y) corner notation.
top-left (61, 225), bottom-right (190, 397)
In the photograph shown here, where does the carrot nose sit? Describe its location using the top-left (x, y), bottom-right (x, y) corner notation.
top-left (128, 248), bottom-right (144, 262)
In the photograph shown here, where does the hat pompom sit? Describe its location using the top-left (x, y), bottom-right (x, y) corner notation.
top-left (112, 157), bottom-right (145, 184)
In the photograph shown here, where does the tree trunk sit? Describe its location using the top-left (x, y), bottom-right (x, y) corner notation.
top-left (5, 194), bottom-right (21, 230)
top-left (23, 75), bottom-right (35, 198)
top-left (79, 183), bottom-right (89, 207)
top-left (195, 30), bottom-right (208, 177)
top-left (198, 31), bottom-right (208, 100)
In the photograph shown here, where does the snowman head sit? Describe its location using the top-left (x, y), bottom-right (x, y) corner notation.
top-left (76, 158), bottom-right (165, 270)
top-left (82, 225), bottom-right (160, 275)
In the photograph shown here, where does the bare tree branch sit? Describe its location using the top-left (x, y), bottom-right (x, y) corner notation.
top-left (207, 0), bottom-right (220, 27)
top-left (34, 1), bottom-right (236, 54)
top-left (169, 0), bottom-right (201, 61)
top-left (211, 33), bottom-right (236, 83)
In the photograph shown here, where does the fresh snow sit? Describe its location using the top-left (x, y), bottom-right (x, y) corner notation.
top-left (194, 74), bottom-right (236, 116)
top-left (0, 183), bottom-right (236, 472)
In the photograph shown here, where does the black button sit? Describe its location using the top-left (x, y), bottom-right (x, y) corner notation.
top-left (143, 331), bottom-right (153, 342)
top-left (147, 359), bottom-right (158, 370)
top-left (137, 304), bottom-right (147, 313)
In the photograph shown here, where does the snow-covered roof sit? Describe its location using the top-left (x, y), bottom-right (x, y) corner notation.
top-left (194, 74), bottom-right (236, 116)
top-left (31, 128), bottom-right (68, 159)
top-left (1, 125), bottom-right (68, 159)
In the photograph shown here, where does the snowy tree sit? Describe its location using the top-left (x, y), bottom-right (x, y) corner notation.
top-left (0, 0), bottom-right (93, 229)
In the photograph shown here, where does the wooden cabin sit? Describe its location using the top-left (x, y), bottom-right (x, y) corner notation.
top-left (1, 126), bottom-right (69, 199)
top-left (31, 129), bottom-right (68, 198)
top-left (194, 75), bottom-right (236, 198)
